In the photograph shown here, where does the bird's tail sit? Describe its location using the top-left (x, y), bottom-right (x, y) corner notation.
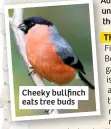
top-left (78, 71), bottom-right (95, 90)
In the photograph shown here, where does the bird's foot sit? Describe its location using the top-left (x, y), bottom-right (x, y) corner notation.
top-left (29, 66), bottom-right (33, 69)
top-left (28, 70), bottom-right (35, 76)
top-left (28, 66), bottom-right (35, 76)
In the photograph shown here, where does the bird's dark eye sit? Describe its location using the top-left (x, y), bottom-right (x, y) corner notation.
top-left (31, 22), bottom-right (34, 25)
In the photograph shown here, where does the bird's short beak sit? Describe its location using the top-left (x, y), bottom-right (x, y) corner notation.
top-left (18, 23), bottom-right (27, 32)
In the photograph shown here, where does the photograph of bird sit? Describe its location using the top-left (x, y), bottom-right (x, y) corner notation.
top-left (18, 16), bottom-right (94, 89)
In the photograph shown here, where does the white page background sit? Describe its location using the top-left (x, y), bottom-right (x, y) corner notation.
top-left (0, 0), bottom-right (5, 128)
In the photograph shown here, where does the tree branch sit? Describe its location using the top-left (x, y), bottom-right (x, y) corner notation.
top-left (9, 9), bottom-right (58, 115)
top-left (9, 9), bottom-right (45, 86)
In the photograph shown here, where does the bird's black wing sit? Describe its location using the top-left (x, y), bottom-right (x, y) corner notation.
top-left (53, 35), bottom-right (94, 89)
top-left (54, 36), bottom-right (85, 74)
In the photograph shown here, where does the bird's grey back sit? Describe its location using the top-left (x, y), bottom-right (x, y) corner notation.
top-left (49, 25), bottom-right (78, 65)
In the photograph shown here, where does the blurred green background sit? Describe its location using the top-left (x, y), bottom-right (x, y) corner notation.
top-left (9, 3), bottom-right (96, 117)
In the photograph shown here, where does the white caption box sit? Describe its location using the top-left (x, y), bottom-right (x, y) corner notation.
top-left (19, 86), bottom-right (88, 109)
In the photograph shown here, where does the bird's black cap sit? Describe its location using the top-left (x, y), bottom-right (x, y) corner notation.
top-left (18, 17), bottom-right (53, 34)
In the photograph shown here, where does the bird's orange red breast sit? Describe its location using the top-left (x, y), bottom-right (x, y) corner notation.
top-left (25, 24), bottom-right (76, 85)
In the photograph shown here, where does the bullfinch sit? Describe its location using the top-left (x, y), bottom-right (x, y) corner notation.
top-left (18, 17), bottom-right (94, 89)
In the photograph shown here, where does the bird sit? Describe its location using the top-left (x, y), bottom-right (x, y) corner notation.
top-left (18, 16), bottom-right (94, 89)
